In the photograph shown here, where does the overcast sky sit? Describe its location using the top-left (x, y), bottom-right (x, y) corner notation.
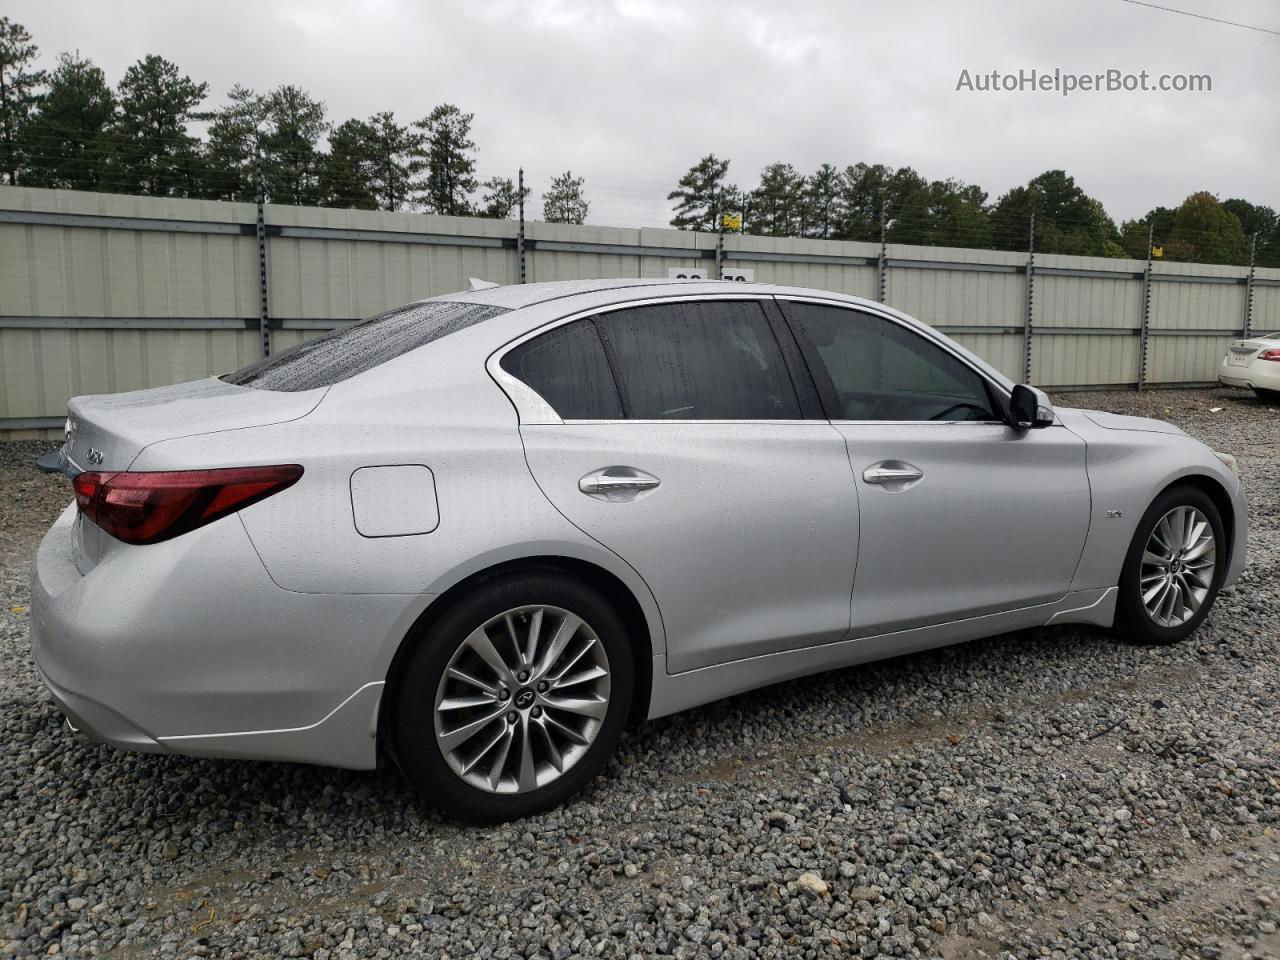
top-left (10, 0), bottom-right (1279, 227)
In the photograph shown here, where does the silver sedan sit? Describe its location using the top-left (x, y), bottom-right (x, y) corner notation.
top-left (31, 279), bottom-right (1247, 822)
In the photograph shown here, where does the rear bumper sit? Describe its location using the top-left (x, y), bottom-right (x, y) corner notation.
top-left (30, 504), bottom-right (418, 770)
top-left (1219, 358), bottom-right (1280, 391)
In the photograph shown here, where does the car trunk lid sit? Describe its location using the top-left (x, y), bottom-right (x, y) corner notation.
top-left (61, 377), bottom-right (326, 472)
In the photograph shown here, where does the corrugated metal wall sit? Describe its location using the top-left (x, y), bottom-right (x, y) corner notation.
top-left (3, 185), bottom-right (1277, 437)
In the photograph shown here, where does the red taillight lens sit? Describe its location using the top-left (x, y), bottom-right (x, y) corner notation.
top-left (72, 465), bottom-right (303, 545)
top-left (1260, 349), bottom-right (1280, 362)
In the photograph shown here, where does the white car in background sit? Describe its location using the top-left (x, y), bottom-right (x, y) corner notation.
top-left (1219, 333), bottom-right (1280, 400)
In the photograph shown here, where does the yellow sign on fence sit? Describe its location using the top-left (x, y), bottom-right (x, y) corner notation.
top-left (722, 213), bottom-right (742, 230)
top-left (1152, 245), bottom-right (1164, 258)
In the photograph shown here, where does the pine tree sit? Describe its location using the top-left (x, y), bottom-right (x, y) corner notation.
top-left (415, 103), bottom-right (477, 216)
top-left (542, 170), bottom-right (589, 224)
top-left (805, 163), bottom-right (842, 239)
top-left (261, 84), bottom-right (327, 205)
top-left (320, 117), bottom-right (379, 210)
top-left (668, 154), bottom-right (729, 231)
top-left (480, 175), bottom-right (529, 219)
top-left (108, 54), bottom-right (207, 196)
top-left (22, 52), bottom-right (115, 190)
top-left (0, 17), bottom-right (47, 184)
top-left (749, 163), bottom-right (806, 236)
top-left (200, 85), bottom-right (269, 201)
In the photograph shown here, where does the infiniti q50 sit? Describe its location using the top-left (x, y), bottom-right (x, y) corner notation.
top-left (31, 279), bottom-right (1246, 821)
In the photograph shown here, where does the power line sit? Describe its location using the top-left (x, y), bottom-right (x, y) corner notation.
top-left (1117, 0), bottom-right (1280, 37)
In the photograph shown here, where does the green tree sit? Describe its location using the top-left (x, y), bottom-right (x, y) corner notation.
top-left (479, 175), bottom-right (529, 219)
top-left (261, 84), bottom-right (327, 205)
top-left (22, 52), bottom-right (115, 190)
top-left (108, 54), bottom-right (207, 196)
top-left (668, 153), bottom-right (729, 231)
top-left (541, 170), bottom-right (588, 224)
top-left (199, 84), bottom-right (269, 201)
top-left (924, 179), bottom-right (992, 248)
top-left (0, 17), bottom-right (47, 184)
top-left (804, 163), bottom-right (842, 239)
top-left (1118, 205), bottom-right (1177, 260)
top-left (415, 103), bottom-right (477, 215)
top-left (834, 162), bottom-right (893, 241)
top-left (1221, 198), bottom-right (1280, 266)
top-left (320, 117), bottom-right (378, 210)
top-left (1166, 191), bottom-right (1249, 264)
top-left (989, 170), bottom-right (1117, 255)
top-left (749, 162), bottom-right (806, 236)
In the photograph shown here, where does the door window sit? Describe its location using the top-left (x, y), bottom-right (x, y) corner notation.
top-left (593, 300), bottom-right (802, 420)
top-left (499, 319), bottom-right (623, 419)
top-left (782, 303), bottom-right (997, 421)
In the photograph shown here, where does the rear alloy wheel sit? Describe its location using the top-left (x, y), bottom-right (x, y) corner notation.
top-left (1116, 486), bottom-right (1226, 644)
top-left (393, 572), bottom-right (633, 822)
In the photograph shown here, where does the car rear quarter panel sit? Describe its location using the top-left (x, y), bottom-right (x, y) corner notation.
top-left (128, 338), bottom-right (667, 680)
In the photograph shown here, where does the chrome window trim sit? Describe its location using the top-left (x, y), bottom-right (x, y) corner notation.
top-left (772, 294), bottom-right (1015, 426)
top-left (487, 293), bottom-right (789, 426)
top-left (487, 291), bottom-right (1021, 427)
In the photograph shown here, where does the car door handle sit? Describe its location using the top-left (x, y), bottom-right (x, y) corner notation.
top-left (579, 468), bottom-right (661, 498)
top-left (863, 462), bottom-right (924, 485)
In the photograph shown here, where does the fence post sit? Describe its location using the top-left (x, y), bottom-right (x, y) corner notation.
top-left (517, 167), bottom-right (527, 284)
top-left (877, 202), bottom-right (888, 302)
top-left (1243, 232), bottom-right (1257, 338)
top-left (1022, 212), bottom-right (1035, 384)
top-left (715, 190), bottom-right (725, 280)
top-left (254, 156), bottom-right (271, 358)
top-left (1137, 223), bottom-right (1154, 391)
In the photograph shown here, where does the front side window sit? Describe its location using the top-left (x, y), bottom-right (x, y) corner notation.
top-left (782, 303), bottom-right (998, 422)
top-left (593, 300), bottom-right (802, 420)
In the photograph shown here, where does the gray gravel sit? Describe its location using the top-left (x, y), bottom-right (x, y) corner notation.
top-left (2, 386), bottom-right (1279, 960)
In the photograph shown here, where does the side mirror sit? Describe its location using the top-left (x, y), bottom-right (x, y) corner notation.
top-left (1009, 384), bottom-right (1055, 429)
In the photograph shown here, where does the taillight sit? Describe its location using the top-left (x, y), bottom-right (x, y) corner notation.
top-left (72, 465), bottom-right (303, 545)
top-left (1261, 349), bottom-right (1280, 362)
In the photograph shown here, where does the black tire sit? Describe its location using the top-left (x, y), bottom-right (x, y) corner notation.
top-left (1114, 484), bottom-right (1226, 645)
top-left (391, 570), bottom-right (633, 823)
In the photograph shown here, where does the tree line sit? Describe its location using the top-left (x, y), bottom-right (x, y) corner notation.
top-left (669, 158), bottom-right (1279, 268)
top-left (2, 16), bottom-right (1274, 264)
top-left (0, 17), bottom-right (590, 223)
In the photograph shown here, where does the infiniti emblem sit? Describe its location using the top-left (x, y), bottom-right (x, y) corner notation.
top-left (514, 688), bottom-right (535, 709)
top-left (86, 448), bottom-right (104, 465)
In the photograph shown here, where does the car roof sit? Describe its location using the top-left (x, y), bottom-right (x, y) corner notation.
top-left (426, 277), bottom-right (879, 312)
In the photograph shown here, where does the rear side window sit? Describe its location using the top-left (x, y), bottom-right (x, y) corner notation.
top-left (223, 300), bottom-right (508, 392)
top-left (499, 319), bottom-right (623, 419)
top-left (594, 300), bottom-right (801, 420)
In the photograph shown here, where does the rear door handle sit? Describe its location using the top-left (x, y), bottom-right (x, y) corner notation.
top-left (862, 462), bottom-right (924, 486)
top-left (579, 467), bottom-right (661, 499)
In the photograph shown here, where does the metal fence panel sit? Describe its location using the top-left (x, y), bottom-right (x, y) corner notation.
top-left (0, 185), bottom-right (1273, 436)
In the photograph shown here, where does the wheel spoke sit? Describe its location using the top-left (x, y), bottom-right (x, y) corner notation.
top-left (517, 718), bottom-right (538, 791)
top-left (536, 716), bottom-right (564, 772)
top-left (1142, 549), bottom-right (1168, 568)
top-left (549, 636), bottom-right (599, 684)
top-left (535, 613), bottom-right (582, 677)
top-left (439, 694), bottom-right (495, 712)
top-left (447, 665), bottom-right (497, 696)
top-left (542, 709), bottom-right (590, 746)
top-left (463, 627), bottom-right (514, 683)
top-left (460, 722), bottom-right (509, 775)
top-left (487, 723), bottom-right (516, 790)
top-left (543, 694), bottom-right (609, 720)
top-left (525, 608), bottom-right (544, 670)
top-left (554, 663), bottom-right (609, 690)
top-left (438, 705), bottom-right (507, 753)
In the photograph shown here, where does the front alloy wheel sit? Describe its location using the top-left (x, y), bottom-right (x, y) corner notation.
top-left (1117, 485), bottom-right (1226, 645)
top-left (1139, 505), bottom-right (1216, 627)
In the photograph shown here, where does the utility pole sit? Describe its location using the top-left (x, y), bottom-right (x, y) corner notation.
top-left (715, 189), bottom-right (725, 280)
top-left (517, 167), bottom-right (526, 284)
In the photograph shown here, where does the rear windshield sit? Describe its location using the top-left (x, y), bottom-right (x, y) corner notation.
top-left (222, 300), bottom-right (509, 392)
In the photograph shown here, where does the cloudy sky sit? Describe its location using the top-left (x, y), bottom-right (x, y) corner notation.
top-left (10, 0), bottom-right (1279, 227)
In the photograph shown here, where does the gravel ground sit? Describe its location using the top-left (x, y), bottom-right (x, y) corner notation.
top-left (2, 386), bottom-right (1279, 960)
